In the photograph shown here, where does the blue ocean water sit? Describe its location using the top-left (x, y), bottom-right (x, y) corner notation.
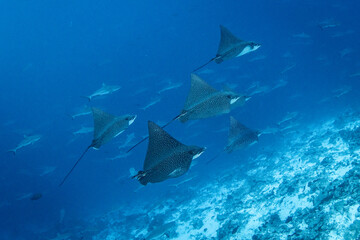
top-left (1, 0), bottom-right (360, 239)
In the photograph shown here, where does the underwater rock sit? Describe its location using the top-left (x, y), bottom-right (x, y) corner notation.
top-left (320, 156), bottom-right (334, 166)
top-left (191, 218), bottom-right (203, 230)
top-left (314, 191), bottom-right (333, 207)
top-left (346, 220), bottom-right (360, 239)
top-left (340, 127), bottom-right (360, 151)
top-left (145, 221), bottom-right (177, 239)
top-left (179, 210), bottom-right (190, 222)
top-left (75, 112), bottom-right (360, 240)
top-left (268, 213), bottom-right (281, 225)
top-left (277, 180), bottom-right (296, 196)
top-left (217, 219), bottom-right (240, 240)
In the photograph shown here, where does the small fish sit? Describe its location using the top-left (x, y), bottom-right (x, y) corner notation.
top-left (17, 192), bottom-right (43, 201)
top-left (281, 63), bottom-right (296, 74)
top-left (158, 81), bottom-right (183, 94)
top-left (168, 175), bottom-right (197, 188)
top-left (140, 96), bottom-right (161, 110)
top-left (69, 106), bottom-right (92, 120)
top-left (271, 79), bottom-right (288, 91)
top-left (8, 134), bottom-right (42, 155)
top-left (246, 81), bottom-right (260, 91)
top-left (83, 83), bottom-right (121, 101)
top-left (16, 193), bottom-right (33, 201)
top-left (278, 112), bottom-right (298, 125)
top-left (350, 72), bottom-right (360, 78)
top-left (72, 126), bottom-right (93, 135)
top-left (340, 48), bottom-right (353, 58)
top-left (319, 21), bottom-right (340, 30)
top-left (118, 133), bottom-right (136, 149)
top-left (39, 166), bottom-right (57, 177)
top-left (108, 152), bottom-right (130, 160)
top-left (248, 85), bottom-right (270, 96)
top-left (292, 32), bottom-right (311, 39)
top-left (133, 185), bottom-right (145, 193)
top-left (280, 122), bottom-right (300, 132)
top-left (213, 126), bottom-right (228, 133)
top-left (260, 127), bottom-right (280, 135)
top-left (333, 85), bottom-right (351, 98)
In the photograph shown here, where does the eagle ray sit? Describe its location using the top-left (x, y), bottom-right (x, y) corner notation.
top-left (132, 121), bottom-right (205, 185)
top-left (126, 74), bottom-right (249, 153)
top-left (59, 107), bottom-right (136, 186)
top-left (193, 25), bottom-right (261, 72)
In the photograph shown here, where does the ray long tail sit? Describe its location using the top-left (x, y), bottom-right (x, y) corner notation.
top-left (192, 57), bottom-right (216, 72)
top-left (59, 145), bottom-right (91, 186)
top-left (161, 112), bottom-right (184, 129)
top-left (126, 137), bottom-right (148, 153)
top-left (206, 151), bottom-right (223, 165)
top-left (126, 113), bottom-right (184, 153)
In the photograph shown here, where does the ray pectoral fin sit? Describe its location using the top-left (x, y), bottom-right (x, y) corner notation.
top-left (59, 145), bottom-right (91, 187)
top-left (126, 113), bottom-right (184, 154)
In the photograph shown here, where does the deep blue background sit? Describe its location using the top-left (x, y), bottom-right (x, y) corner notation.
top-left (0, 0), bottom-right (359, 238)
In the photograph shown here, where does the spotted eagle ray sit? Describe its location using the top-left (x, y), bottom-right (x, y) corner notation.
top-left (126, 74), bottom-right (249, 153)
top-left (132, 121), bottom-right (205, 185)
top-left (193, 25), bottom-right (261, 72)
top-left (225, 116), bottom-right (260, 153)
top-left (207, 116), bottom-right (260, 163)
top-left (83, 83), bottom-right (121, 101)
top-left (59, 107), bottom-right (136, 186)
top-left (178, 74), bottom-right (249, 122)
